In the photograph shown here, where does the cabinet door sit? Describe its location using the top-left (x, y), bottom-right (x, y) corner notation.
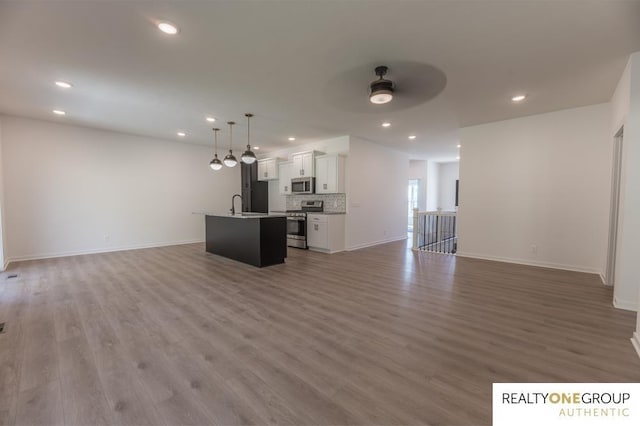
top-left (279, 162), bottom-right (292, 195)
top-left (302, 153), bottom-right (314, 177)
top-left (316, 156), bottom-right (338, 193)
top-left (315, 156), bottom-right (329, 194)
top-left (307, 221), bottom-right (328, 249)
top-left (267, 159), bottom-right (278, 179)
top-left (292, 154), bottom-right (304, 177)
top-left (257, 160), bottom-right (269, 181)
top-left (325, 156), bottom-right (337, 192)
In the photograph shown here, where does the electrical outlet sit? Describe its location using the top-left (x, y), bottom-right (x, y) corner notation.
top-left (104, 234), bottom-right (110, 242)
top-left (333, 200), bottom-right (338, 208)
top-left (530, 244), bottom-right (537, 254)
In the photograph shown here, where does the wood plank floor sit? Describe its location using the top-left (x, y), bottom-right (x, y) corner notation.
top-left (1, 241), bottom-right (639, 425)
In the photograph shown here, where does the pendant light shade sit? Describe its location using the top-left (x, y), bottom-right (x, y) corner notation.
top-left (209, 128), bottom-right (223, 171)
top-left (241, 149), bottom-right (256, 164)
top-left (241, 113), bottom-right (257, 164)
top-left (223, 154), bottom-right (237, 168)
top-left (223, 121), bottom-right (238, 167)
top-left (210, 157), bottom-right (223, 170)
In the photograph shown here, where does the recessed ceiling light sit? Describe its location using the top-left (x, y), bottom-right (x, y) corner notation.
top-left (408, 135), bottom-right (416, 140)
top-left (511, 94), bottom-right (527, 102)
top-left (55, 81), bottom-right (73, 89)
top-left (52, 109), bottom-right (66, 116)
top-left (288, 137), bottom-right (296, 141)
top-left (254, 146), bottom-right (260, 150)
top-left (206, 117), bottom-right (216, 122)
top-left (158, 21), bottom-right (179, 35)
top-left (177, 132), bottom-right (186, 137)
top-left (456, 156), bottom-right (460, 160)
top-left (382, 122), bottom-right (391, 127)
top-left (457, 144), bottom-right (461, 148)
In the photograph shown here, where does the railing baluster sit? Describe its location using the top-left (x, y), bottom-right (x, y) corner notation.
top-left (411, 210), bottom-right (457, 254)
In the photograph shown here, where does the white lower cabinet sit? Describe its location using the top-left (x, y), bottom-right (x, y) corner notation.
top-left (306, 214), bottom-right (345, 253)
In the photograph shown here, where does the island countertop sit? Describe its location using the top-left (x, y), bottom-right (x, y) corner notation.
top-left (192, 212), bottom-right (286, 219)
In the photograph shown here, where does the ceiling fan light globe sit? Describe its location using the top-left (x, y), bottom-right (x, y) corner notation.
top-left (370, 91), bottom-right (393, 104)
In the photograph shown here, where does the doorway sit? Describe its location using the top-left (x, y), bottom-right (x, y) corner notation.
top-left (408, 179), bottom-right (420, 232)
top-left (605, 127), bottom-right (623, 287)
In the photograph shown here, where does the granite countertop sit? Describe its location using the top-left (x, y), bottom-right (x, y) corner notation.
top-left (307, 212), bottom-right (346, 215)
top-left (192, 212), bottom-right (286, 219)
top-left (268, 210), bottom-right (346, 215)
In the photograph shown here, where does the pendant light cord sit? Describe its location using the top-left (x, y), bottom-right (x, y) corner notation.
top-left (213, 128), bottom-right (219, 156)
top-left (227, 121), bottom-right (235, 152)
top-left (245, 113), bottom-right (253, 149)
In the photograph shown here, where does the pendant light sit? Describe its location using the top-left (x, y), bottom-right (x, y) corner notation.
top-left (241, 113), bottom-right (257, 164)
top-left (223, 121), bottom-right (238, 167)
top-left (209, 128), bottom-right (223, 171)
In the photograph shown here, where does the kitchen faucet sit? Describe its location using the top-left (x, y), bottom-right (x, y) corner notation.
top-left (231, 193), bottom-right (242, 215)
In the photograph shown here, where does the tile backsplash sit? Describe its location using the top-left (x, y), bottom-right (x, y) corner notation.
top-left (286, 193), bottom-right (346, 213)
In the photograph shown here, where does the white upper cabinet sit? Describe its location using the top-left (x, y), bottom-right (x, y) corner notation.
top-left (278, 161), bottom-right (293, 195)
top-left (257, 158), bottom-right (280, 181)
top-left (315, 154), bottom-right (345, 194)
top-left (291, 151), bottom-right (316, 178)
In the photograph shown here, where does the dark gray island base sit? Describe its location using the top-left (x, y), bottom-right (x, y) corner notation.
top-left (205, 214), bottom-right (287, 267)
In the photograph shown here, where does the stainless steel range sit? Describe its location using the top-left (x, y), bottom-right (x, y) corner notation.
top-left (286, 200), bottom-right (323, 249)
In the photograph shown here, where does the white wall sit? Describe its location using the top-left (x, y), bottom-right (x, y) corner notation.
top-left (346, 137), bottom-right (409, 250)
top-left (437, 161), bottom-right (459, 212)
top-left (610, 53), bottom-right (640, 317)
top-left (426, 160), bottom-right (439, 211)
top-left (633, 53), bottom-right (640, 355)
top-left (409, 160), bottom-right (428, 211)
top-left (457, 103), bottom-right (611, 275)
top-left (1, 116), bottom-right (239, 262)
top-left (0, 117), bottom-right (5, 269)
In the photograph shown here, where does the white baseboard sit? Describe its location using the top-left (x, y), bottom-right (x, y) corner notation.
top-left (613, 297), bottom-right (638, 312)
top-left (455, 251), bottom-right (602, 275)
top-left (308, 247), bottom-right (344, 255)
top-left (4, 239), bottom-right (204, 268)
top-left (347, 235), bottom-right (407, 251)
top-left (632, 333), bottom-right (640, 360)
top-left (599, 273), bottom-right (607, 286)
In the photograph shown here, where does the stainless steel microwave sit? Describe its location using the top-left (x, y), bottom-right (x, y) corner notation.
top-left (291, 177), bottom-right (315, 194)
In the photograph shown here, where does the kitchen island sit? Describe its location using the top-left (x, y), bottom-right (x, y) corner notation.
top-left (201, 213), bottom-right (287, 267)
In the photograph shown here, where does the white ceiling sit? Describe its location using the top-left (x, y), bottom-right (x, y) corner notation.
top-left (1, 1), bottom-right (639, 161)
